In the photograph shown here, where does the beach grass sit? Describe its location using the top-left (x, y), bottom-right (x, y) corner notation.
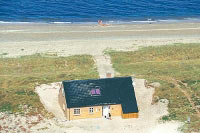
top-left (107, 43), bottom-right (200, 132)
top-left (0, 54), bottom-right (99, 117)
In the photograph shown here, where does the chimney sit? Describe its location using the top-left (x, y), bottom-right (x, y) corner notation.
top-left (106, 71), bottom-right (112, 78)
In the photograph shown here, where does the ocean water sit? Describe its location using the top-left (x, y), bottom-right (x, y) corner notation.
top-left (0, 0), bottom-right (200, 24)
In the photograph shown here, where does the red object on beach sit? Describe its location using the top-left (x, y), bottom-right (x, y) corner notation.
top-left (98, 20), bottom-right (106, 26)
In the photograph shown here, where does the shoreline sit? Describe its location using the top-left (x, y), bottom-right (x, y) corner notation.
top-left (1, 17), bottom-right (200, 25)
top-left (0, 22), bottom-right (200, 42)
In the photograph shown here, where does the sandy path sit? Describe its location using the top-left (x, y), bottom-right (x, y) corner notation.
top-left (94, 55), bottom-right (115, 78)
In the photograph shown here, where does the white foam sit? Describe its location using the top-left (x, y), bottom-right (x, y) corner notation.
top-left (157, 18), bottom-right (200, 23)
top-left (0, 21), bottom-right (33, 24)
top-left (50, 22), bottom-right (72, 24)
top-left (0, 30), bottom-right (25, 33)
top-left (131, 20), bottom-right (157, 23)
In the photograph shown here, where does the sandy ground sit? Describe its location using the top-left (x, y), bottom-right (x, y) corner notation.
top-left (32, 79), bottom-right (182, 133)
top-left (35, 82), bottom-right (65, 120)
top-left (94, 55), bottom-right (115, 78)
top-left (0, 22), bottom-right (200, 58)
top-left (1, 22), bottom-right (200, 132)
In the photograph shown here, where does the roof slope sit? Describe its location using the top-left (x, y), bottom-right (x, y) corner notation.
top-left (62, 76), bottom-right (138, 113)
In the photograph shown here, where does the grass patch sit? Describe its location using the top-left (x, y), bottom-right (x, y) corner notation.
top-left (108, 43), bottom-right (200, 132)
top-left (0, 54), bottom-right (98, 117)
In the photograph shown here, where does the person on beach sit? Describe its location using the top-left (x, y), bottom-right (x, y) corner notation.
top-left (108, 113), bottom-right (111, 120)
top-left (98, 20), bottom-right (108, 26)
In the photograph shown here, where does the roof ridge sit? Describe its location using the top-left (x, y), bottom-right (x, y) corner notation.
top-left (62, 76), bottom-right (132, 83)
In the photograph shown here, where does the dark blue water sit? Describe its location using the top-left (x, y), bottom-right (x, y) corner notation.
top-left (0, 0), bottom-right (200, 23)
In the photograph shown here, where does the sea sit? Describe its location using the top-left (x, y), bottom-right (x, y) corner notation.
top-left (0, 0), bottom-right (200, 24)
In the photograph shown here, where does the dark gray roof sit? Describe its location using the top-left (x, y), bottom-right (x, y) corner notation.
top-left (62, 76), bottom-right (138, 113)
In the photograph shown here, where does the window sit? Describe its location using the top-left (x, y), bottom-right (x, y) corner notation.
top-left (89, 107), bottom-right (94, 114)
top-left (74, 108), bottom-right (80, 115)
top-left (90, 88), bottom-right (101, 95)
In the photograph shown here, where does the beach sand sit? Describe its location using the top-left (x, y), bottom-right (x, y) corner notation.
top-left (0, 22), bottom-right (200, 132)
top-left (0, 22), bottom-right (200, 58)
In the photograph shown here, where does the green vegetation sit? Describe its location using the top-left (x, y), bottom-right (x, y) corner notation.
top-left (108, 43), bottom-right (200, 132)
top-left (0, 54), bottom-right (98, 117)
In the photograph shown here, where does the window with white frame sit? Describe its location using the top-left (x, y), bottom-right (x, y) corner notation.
top-left (89, 107), bottom-right (94, 114)
top-left (74, 108), bottom-right (80, 115)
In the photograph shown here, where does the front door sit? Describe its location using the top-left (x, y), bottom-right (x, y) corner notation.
top-left (103, 106), bottom-right (110, 118)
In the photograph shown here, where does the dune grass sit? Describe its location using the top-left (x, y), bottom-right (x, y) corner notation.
top-left (0, 54), bottom-right (99, 117)
top-left (108, 43), bottom-right (200, 132)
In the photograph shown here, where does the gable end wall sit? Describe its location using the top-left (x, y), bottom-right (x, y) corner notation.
top-left (58, 85), bottom-right (69, 119)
